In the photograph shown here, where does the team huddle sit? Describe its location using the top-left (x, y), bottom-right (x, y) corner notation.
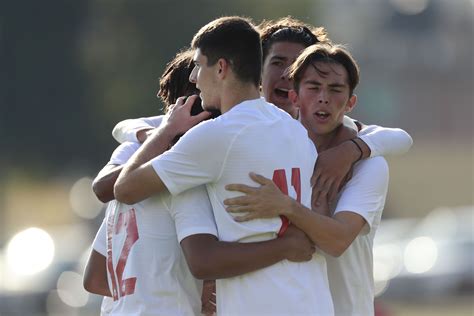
top-left (83, 16), bottom-right (413, 316)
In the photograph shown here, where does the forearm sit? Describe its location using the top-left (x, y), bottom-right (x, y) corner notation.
top-left (114, 125), bottom-right (175, 203)
top-left (359, 125), bottom-right (413, 157)
top-left (83, 250), bottom-right (112, 297)
top-left (182, 235), bottom-right (287, 280)
top-left (92, 166), bottom-right (123, 203)
top-left (283, 198), bottom-right (352, 257)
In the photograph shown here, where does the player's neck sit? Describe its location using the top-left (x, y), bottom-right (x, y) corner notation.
top-left (220, 82), bottom-right (261, 113)
top-left (311, 129), bottom-right (340, 152)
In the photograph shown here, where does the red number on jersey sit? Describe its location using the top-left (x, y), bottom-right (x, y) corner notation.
top-left (272, 168), bottom-right (301, 236)
top-left (106, 205), bottom-right (139, 301)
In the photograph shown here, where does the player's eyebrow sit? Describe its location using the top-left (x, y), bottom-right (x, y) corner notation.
top-left (270, 55), bottom-right (287, 62)
top-left (328, 83), bottom-right (346, 88)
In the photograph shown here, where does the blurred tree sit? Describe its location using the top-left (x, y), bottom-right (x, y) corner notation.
top-left (1, 0), bottom-right (321, 176)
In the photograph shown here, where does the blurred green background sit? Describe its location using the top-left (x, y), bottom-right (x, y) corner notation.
top-left (0, 0), bottom-right (472, 315)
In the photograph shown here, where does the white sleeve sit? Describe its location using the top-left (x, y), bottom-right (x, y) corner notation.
top-left (170, 186), bottom-right (218, 243)
top-left (151, 120), bottom-right (229, 195)
top-left (112, 116), bottom-right (165, 143)
top-left (358, 125), bottom-right (413, 158)
top-left (92, 216), bottom-right (107, 256)
top-left (335, 157), bottom-right (389, 235)
top-left (108, 142), bottom-right (140, 166)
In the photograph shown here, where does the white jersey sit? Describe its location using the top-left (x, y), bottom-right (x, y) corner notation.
top-left (92, 141), bottom-right (217, 316)
top-left (325, 157), bottom-right (389, 316)
top-left (112, 115), bottom-right (164, 143)
top-left (151, 98), bottom-right (333, 316)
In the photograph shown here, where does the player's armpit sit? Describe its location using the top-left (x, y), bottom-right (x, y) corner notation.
top-left (83, 250), bottom-right (111, 297)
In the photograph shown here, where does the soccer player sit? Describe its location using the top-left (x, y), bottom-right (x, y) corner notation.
top-left (224, 43), bottom-right (390, 316)
top-left (114, 16), bottom-right (335, 315)
top-left (83, 48), bottom-right (316, 315)
top-left (112, 17), bottom-right (412, 203)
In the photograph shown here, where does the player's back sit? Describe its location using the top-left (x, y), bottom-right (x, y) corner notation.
top-left (210, 98), bottom-right (316, 241)
top-left (105, 195), bottom-right (202, 316)
top-left (151, 97), bottom-right (334, 315)
top-left (209, 98), bottom-right (334, 315)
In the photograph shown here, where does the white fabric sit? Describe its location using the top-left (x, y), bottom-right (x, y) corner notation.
top-left (92, 217), bottom-right (107, 256)
top-left (94, 142), bottom-right (217, 316)
top-left (325, 156), bottom-right (389, 316)
top-left (92, 141), bottom-right (140, 256)
top-left (358, 125), bottom-right (413, 158)
top-left (151, 98), bottom-right (334, 316)
top-left (112, 115), bottom-right (164, 143)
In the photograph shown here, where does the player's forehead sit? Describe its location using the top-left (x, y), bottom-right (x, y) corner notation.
top-left (302, 61), bottom-right (348, 85)
top-left (267, 41), bottom-right (306, 61)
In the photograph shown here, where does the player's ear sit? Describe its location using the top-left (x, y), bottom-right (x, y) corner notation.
top-left (344, 94), bottom-right (357, 113)
top-left (289, 89), bottom-right (299, 108)
top-left (217, 58), bottom-right (229, 79)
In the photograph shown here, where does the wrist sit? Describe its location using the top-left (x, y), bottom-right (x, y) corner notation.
top-left (160, 121), bottom-right (180, 144)
top-left (281, 195), bottom-right (297, 218)
top-left (353, 137), bottom-right (371, 159)
top-left (343, 139), bottom-right (362, 163)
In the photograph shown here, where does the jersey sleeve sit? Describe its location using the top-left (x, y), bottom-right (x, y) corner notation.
top-left (334, 157), bottom-right (389, 235)
top-left (92, 216), bottom-right (107, 256)
top-left (151, 120), bottom-right (229, 195)
top-left (108, 142), bottom-right (141, 166)
top-left (358, 125), bottom-right (413, 158)
top-left (112, 116), bottom-right (165, 143)
top-left (169, 186), bottom-right (218, 243)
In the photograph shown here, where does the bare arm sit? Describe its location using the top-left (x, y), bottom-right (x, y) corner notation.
top-left (180, 225), bottom-right (315, 280)
top-left (114, 96), bottom-right (211, 204)
top-left (83, 250), bottom-right (111, 296)
top-left (224, 173), bottom-right (366, 257)
top-left (92, 164), bottom-right (123, 203)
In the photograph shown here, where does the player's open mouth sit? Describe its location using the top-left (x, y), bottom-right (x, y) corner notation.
top-left (274, 88), bottom-right (289, 99)
top-left (315, 111), bottom-right (330, 119)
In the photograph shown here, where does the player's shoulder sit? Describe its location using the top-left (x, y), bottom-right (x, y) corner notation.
top-left (356, 156), bottom-right (389, 177)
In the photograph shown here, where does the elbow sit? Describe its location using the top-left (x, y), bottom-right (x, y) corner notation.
top-left (186, 257), bottom-right (210, 280)
top-left (92, 179), bottom-right (111, 203)
top-left (324, 240), bottom-right (350, 258)
top-left (114, 181), bottom-right (135, 205)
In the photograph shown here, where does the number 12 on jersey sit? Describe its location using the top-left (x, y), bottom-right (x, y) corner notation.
top-left (106, 204), bottom-right (139, 301)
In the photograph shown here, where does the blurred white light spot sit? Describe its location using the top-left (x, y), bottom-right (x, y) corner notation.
top-left (6, 227), bottom-right (55, 276)
top-left (404, 236), bottom-right (438, 273)
top-left (389, 0), bottom-right (430, 15)
top-left (57, 271), bottom-right (89, 307)
top-left (373, 244), bottom-right (404, 282)
top-left (69, 177), bottom-right (103, 219)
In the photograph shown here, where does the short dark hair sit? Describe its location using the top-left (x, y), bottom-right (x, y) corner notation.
top-left (259, 16), bottom-right (330, 63)
top-left (191, 16), bottom-right (262, 87)
top-left (288, 43), bottom-right (360, 96)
